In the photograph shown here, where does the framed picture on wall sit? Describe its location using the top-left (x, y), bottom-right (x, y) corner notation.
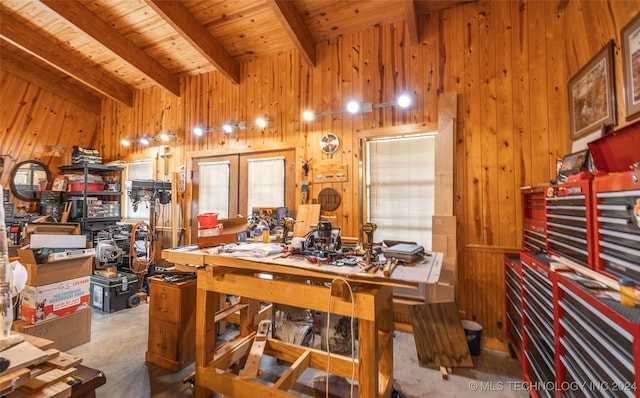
top-left (568, 40), bottom-right (616, 140)
top-left (622, 13), bottom-right (640, 121)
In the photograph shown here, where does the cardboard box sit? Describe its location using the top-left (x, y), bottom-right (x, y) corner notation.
top-left (197, 217), bottom-right (250, 248)
top-left (19, 276), bottom-right (91, 324)
top-left (12, 307), bottom-right (92, 351)
top-left (432, 215), bottom-right (457, 260)
top-left (19, 251), bottom-right (93, 286)
top-left (425, 269), bottom-right (457, 303)
top-left (25, 222), bottom-right (81, 236)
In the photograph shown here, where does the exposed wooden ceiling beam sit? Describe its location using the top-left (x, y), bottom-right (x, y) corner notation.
top-left (144, 0), bottom-right (240, 85)
top-left (404, 0), bottom-right (420, 46)
top-left (38, 0), bottom-right (181, 97)
top-left (0, 12), bottom-right (133, 107)
top-left (0, 49), bottom-right (102, 114)
top-left (267, 0), bottom-right (316, 67)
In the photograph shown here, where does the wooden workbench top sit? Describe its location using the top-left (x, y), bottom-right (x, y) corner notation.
top-left (163, 243), bottom-right (443, 289)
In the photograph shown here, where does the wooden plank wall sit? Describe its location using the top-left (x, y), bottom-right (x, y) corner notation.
top-left (0, 71), bottom-right (101, 210)
top-left (2, 1), bottom-right (639, 346)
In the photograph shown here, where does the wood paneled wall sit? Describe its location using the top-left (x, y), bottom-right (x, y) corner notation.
top-left (0, 71), bottom-right (101, 210)
top-left (3, 1), bottom-right (640, 346)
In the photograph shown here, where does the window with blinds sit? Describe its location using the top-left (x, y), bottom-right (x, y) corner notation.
top-left (198, 161), bottom-right (231, 218)
top-left (247, 157), bottom-right (285, 212)
top-left (191, 149), bottom-right (294, 239)
top-left (366, 134), bottom-right (436, 249)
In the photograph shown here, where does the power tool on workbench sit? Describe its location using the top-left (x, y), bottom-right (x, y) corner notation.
top-left (279, 217), bottom-right (301, 245)
top-left (362, 222), bottom-right (378, 266)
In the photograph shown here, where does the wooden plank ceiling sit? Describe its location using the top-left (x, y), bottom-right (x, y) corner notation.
top-left (0, 0), bottom-right (472, 108)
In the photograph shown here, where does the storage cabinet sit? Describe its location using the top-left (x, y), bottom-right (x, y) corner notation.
top-left (145, 276), bottom-right (196, 371)
top-left (545, 180), bottom-right (594, 268)
top-left (505, 253), bottom-right (523, 361)
top-left (592, 170), bottom-right (640, 282)
top-left (512, 120), bottom-right (640, 398)
top-left (522, 186), bottom-right (548, 253)
top-left (556, 273), bottom-right (639, 397)
top-left (59, 163), bottom-right (123, 241)
top-left (520, 251), bottom-right (556, 398)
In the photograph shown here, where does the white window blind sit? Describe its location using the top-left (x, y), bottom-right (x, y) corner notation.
top-left (199, 161), bottom-right (230, 219)
top-left (247, 157), bottom-right (285, 212)
top-left (124, 160), bottom-right (153, 220)
top-left (366, 135), bottom-right (436, 249)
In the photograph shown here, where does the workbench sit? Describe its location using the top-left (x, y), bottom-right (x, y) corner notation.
top-left (162, 244), bottom-right (443, 398)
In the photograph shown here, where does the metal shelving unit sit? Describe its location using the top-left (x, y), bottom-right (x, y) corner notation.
top-left (59, 163), bottom-right (123, 241)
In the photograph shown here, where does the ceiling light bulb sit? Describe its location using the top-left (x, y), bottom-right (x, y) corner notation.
top-left (160, 131), bottom-right (170, 141)
top-left (139, 135), bottom-right (150, 145)
top-left (256, 115), bottom-right (267, 128)
top-left (346, 100), bottom-right (361, 114)
top-left (193, 127), bottom-right (204, 136)
top-left (397, 93), bottom-right (412, 108)
top-left (121, 137), bottom-right (131, 146)
top-left (222, 122), bottom-right (234, 133)
top-left (303, 110), bottom-right (315, 121)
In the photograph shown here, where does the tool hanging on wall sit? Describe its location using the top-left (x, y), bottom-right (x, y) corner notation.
top-left (300, 158), bottom-right (311, 203)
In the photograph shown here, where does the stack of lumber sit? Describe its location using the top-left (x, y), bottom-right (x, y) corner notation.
top-left (0, 333), bottom-right (81, 398)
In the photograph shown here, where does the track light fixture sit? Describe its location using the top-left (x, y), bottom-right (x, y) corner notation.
top-left (121, 130), bottom-right (178, 146)
top-left (303, 92), bottom-right (415, 121)
top-left (222, 120), bottom-right (235, 133)
top-left (139, 134), bottom-right (151, 146)
top-left (192, 114), bottom-right (271, 136)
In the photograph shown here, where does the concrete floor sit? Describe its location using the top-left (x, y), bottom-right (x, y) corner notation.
top-left (68, 303), bottom-right (528, 397)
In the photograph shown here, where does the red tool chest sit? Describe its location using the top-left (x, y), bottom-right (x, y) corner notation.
top-left (522, 186), bottom-right (548, 253)
top-left (504, 253), bottom-right (523, 362)
top-left (520, 251), bottom-right (557, 398)
top-left (589, 120), bottom-right (640, 282)
top-left (545, 179), bottom-right (595, 268)
top-left (511, 121), bottom-right (640, 398)
top-left (555, 272), bottom-right (640, 397)
top-left (592, 171), bottom-right (640, 282)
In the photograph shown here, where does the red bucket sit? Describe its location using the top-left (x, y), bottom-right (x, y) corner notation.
top-left (197, 212), bottom-right (218, 229)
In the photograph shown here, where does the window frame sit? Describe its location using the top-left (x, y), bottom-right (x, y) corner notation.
top-left (190, 148), bottom-right (295, 240)
top-left (363, 134), bottom-right (437, 248)
top-left (358, 123), bottom-right (446, 244)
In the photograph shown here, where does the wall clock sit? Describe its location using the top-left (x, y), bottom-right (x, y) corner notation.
top-left (320, 133), bottom-right (340, 154)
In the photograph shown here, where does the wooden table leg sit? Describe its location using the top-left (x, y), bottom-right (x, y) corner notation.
top-left (194, 270), bottom-right (219, 398)
top-left (358, 285), bottom-right (394, 398)
top-left (358, 317), bottom-right (379, 397)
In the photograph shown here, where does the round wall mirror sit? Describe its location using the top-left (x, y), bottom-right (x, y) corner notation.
top-left (9, 160), bottom-right (51, 202)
